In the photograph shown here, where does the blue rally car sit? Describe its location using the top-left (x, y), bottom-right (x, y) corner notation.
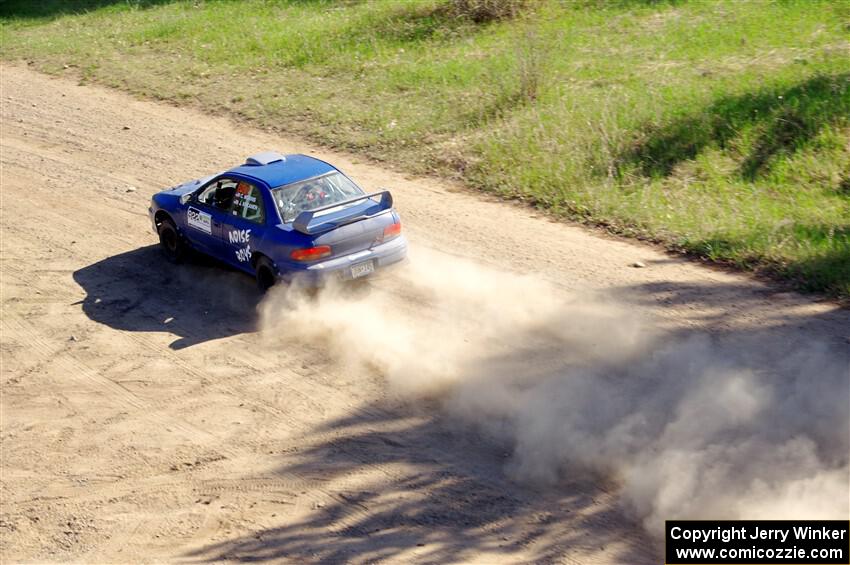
top-left (149, 152), bottom-right (407, 289)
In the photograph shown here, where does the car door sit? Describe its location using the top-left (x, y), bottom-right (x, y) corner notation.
top-left (184, 177), bottom-right (237, 256)
top-left (218, 178), bottom-right (268, 271)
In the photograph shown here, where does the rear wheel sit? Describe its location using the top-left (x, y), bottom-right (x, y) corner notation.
top-left (255, 256), bottom-right (277, 292)
top-left (157, 219), bottom-right (187, 263)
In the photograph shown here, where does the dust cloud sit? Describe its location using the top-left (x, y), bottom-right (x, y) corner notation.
top-left (259, 246), bottom-right (850, 536)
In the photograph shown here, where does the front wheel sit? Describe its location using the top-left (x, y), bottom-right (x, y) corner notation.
top-left (255, 256), bottom-right (277, 292)
top-left (157, 219), bottom-right (187, 263)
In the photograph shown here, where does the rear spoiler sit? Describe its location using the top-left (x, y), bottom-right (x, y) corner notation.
top-left (292, 190), bottom-right (394, 235)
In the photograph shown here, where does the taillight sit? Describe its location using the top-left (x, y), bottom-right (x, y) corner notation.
top-left (383, 221), bottom-right (402, 239)
top-left (290, 245), bottom-right (332, 261)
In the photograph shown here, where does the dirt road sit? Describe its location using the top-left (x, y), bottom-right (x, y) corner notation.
top-left (1, 65), bottom-right (848, 564)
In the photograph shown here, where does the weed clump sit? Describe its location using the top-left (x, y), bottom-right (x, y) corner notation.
top-left (449, 0), bottom-right (529, 22)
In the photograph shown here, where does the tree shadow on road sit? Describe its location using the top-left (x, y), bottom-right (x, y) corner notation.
top-left (72, 245), bottom-right (260, 349)
top-left (183, 401), bottom-right (657, 564)
top-left (181, 277), bottom-right (848, 564)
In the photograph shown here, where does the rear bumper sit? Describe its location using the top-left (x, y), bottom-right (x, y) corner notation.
top-left (279, 235), bottom-right (408, 284)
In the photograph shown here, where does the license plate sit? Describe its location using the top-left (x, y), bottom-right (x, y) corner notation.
top-left (350, 261), bottom-right (375, 279)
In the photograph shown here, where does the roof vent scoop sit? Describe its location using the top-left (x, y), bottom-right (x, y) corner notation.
top-left (244, 151), bottom-right (286, 166)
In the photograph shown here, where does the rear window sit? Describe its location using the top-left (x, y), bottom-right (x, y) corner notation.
top-left (272, 172), bottom-right (364, 223)
top-left (232, 181), bottom-right (265, 224)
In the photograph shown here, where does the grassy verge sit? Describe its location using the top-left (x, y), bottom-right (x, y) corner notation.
top-left (2, 0), bottom-right (849, 296)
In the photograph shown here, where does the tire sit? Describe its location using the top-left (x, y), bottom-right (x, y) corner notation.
top-left (255, 256), bottom-right (277, 292)
top-left (157, 219), bottom-right (187, 263)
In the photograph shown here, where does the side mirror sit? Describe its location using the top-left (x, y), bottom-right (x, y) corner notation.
top-left (179, 192), bottom-right (193, 205)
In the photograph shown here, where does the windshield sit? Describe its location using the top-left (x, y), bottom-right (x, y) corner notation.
top-left (272, 172), bottom-right (364, 223)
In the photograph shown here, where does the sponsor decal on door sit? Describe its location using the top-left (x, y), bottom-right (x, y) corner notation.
top-left (187, 207), bottom-right (212, 234)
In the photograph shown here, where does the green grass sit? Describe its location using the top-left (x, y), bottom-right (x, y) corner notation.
top-left (2, 0), bottom-right (849, 296)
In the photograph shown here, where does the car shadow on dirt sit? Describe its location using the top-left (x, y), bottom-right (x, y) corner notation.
top-left (72, 245), bottom-right (261, 349)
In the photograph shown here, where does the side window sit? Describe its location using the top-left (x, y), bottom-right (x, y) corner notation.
top-left (230, 180), bottom-right (265, 224)
top-left (196, 180), bottom-right (220, 205)
top-left (197, 178), bottom-right (238, 212)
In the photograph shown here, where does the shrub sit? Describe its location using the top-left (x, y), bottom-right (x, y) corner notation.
top-left (449, 0), bottom-right (528, 22)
